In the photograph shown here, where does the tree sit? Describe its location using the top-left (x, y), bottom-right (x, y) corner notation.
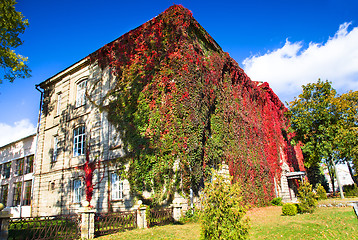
top-left (200, 171), bottom-right (250, 240)
top-left (332, 91), bottom-right (358, 185)
top-left (0, 0), bottom-right (31, 83)
top-left (287, 79), bottom-right (344, 198)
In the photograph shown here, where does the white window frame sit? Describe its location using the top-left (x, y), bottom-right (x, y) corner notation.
top-left (73, 179), bottom-right (83, 203)
top-left (73, 126), bottom-right (85, 157)
top-left (111, 173), bottom-right (123, 200)
top-left (76, 80), bottom-right (87, 107)
top-left (53, 136), bottom-right (58, 162)
top-left (56, 93), bottom-right (62, 115)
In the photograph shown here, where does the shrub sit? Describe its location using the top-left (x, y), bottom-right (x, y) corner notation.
top-left (282, 203), bottom-right (297, 216)
top-left (343, 184), bottom-right (358, 197)
top-left (200, 172), bottom-right (250, 240)
top-left (179, 208), bottom-right (199, 223)
top-left (271, 197), bottom-right (282, 206)
top-left (316, 184), bottom-right (327, 200)
top-left (298, 181), bottom-right (318, 213)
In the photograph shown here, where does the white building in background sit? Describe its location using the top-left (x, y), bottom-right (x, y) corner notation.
top-left (0, 134), bottom-right (36, 218)
top-left (323, 163), bottom-right (354, 192)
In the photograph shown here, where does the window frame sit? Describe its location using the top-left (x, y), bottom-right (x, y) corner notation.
top-left (24, 155), bottom-right (34, 174)
top-left (0, 184), bottom-right (8, 206)
top-left (111, 173), bottom-right (123, 201)
top-left (73, 126), bottom-right (85, 157)
top-left (75, 80), bottom-right (87, 108)
top-left (73, 179), bottom-right (83, 203)
top-left (53, 136), bottom-right (58, 162)
top-left (56, 92), bottom-right (62, 116)
top-left (15, 158), bottom-right (24, 176)
top-left (12, 182), bottom-right (22, 206)
top-left (22, 180), bottom-right (32, 206)
top-left (3, 162), bottom-right (11, 179)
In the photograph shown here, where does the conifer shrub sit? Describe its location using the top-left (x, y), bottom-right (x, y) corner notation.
top-left (316, 183), bottom-right (327, 200)
top-left (271, 197), bottom-right (283, 206)
top-left (200, 172), bottom-right (250, 240)
top-left (282, 203), bottom-right (297, 216)
top-left (298, 181), bottom-right (318, 213)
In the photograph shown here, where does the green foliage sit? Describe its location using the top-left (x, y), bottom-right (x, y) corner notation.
top-left (287, 79), bottom-right (337, 168)
top-left (316, 184), bottom-right (327, 200)
top-left (179, 208), bottom-right (199, 223)
top-left (297, 181), bottom-right (318, 213)
top-left (282, 203), bottom-right (297, 216)
top-left (200, 172), bottom-right (250, 240)
top-left (0, 0), bottom-right (31, 83)
top-left (343, 184), bottom-right (358, 197)
top-left (271, 197), bottom-right (282, 206)
top-left (288, 80), bottom-right (358, 191)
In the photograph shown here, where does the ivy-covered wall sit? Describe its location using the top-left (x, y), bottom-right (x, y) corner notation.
top-left (88, 5), bottom-right (305, 206)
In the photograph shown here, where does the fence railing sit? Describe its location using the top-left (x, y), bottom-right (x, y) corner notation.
top-left (0, 204), bottom-right (182, 239)
top-left (94, 210), bottom-right (137, 237)
top-left (148, 207), bottom-right (174, 227)
top-left (8, 214), bottom-right (81, 240)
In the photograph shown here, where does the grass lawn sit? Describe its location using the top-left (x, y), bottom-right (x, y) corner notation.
top-left (248, 206), bottom-right (357, 239)
top-left (97, 203), bottom-right (357, 239)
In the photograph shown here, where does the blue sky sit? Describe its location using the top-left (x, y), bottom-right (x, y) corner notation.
top-left (1, 0), bottom-right (358, 146)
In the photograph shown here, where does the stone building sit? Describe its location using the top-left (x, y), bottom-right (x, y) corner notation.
top-left (33, 5), bottom-right (305, 216)
top-left (0, 134), bottom-right (36, 217)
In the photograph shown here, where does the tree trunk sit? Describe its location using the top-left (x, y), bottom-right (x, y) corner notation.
top-left (331, 157), bottom-right (344, 199)
top-left (347, 161), bottom-right (358, 185)
top-left (326, 160), bottom-right (335, 192)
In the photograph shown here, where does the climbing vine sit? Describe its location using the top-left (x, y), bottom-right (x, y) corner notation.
top-left (88, 5), bottom-right (304, 206)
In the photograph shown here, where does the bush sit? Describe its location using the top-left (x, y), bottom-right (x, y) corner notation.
top-left (200, 172), bottom-right (250, 240)
top-left (343, 184), bottom-right (358, 197)
top-left (271, 197), bottom-right (282, 206)
top-left (316, 184), bottom-right (327, 200)
top-left (298, 181), bottom-right (318, 213)
top-left (282, 203), bottom-right (297, 216)
top-left (179, 208), bottom-right (199, 223)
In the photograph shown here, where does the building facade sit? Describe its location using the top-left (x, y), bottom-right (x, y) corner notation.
top-left (0, 134), bottom-right (36, 217)
top-left (33, 5), bottom-right (305, 216)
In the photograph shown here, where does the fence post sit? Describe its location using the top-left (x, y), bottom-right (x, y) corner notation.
top-left (78, 208), bottom-right (96, 239)
top-left (173, 200), bottom-right (182, 222)
top-left (136, 201), bottom-right (148, 229)
top-left (0, 210), bottom-right (12, 240)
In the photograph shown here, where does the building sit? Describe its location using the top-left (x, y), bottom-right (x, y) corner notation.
top-left (33, 5), bottom-right (305, 216)
top-left (0, 134), bottom-right (36, 218)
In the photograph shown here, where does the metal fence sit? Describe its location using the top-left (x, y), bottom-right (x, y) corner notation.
top-left (8, 214), bottom-right (81, 240)
top-left (148, 207), bottom-right (174, 227)
top-left (94, 210), bottom-right (137, 237)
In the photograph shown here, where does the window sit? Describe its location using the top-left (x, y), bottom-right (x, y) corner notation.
top-left (76, 80), bottom-right (87, 107)
top-left (111, 173), bottom-right (123, 200)
top-left (53, 137), bottom-right (58, 162)
top-left (12, 182), bottom-right (22, 206)
top-left (3, 162), bottom-right (11, 179)
top-left (24, 155), bottom-right (34, 174)
top-left (73, 126), bottom-right (85, 156)
top-left (15, 158), bottom-right (24, 176)
top-left (0, 185), bottom-right (8, 205)
top-left (73, 179), bottom-right (83, 203)
top-left (56, 93), bottom-right (62, 115)
top-left (22, 181), bottom-right (32, 206)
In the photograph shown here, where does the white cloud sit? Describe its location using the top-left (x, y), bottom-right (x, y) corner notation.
top-left (0, 119), bottom-right (36, 147)
top-left (242, 22), bottom-right (358, 103)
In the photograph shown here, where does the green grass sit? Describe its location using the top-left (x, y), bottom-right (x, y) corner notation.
top-left (248, 206), bottom-right (357, 239)
top-left (97, 205), bottom-right (358, 240)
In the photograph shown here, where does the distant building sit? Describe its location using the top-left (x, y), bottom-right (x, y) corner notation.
top-left (323, 163), bottom-right (354, 192)
top-left (0, 134), bottom-right (36, 217)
